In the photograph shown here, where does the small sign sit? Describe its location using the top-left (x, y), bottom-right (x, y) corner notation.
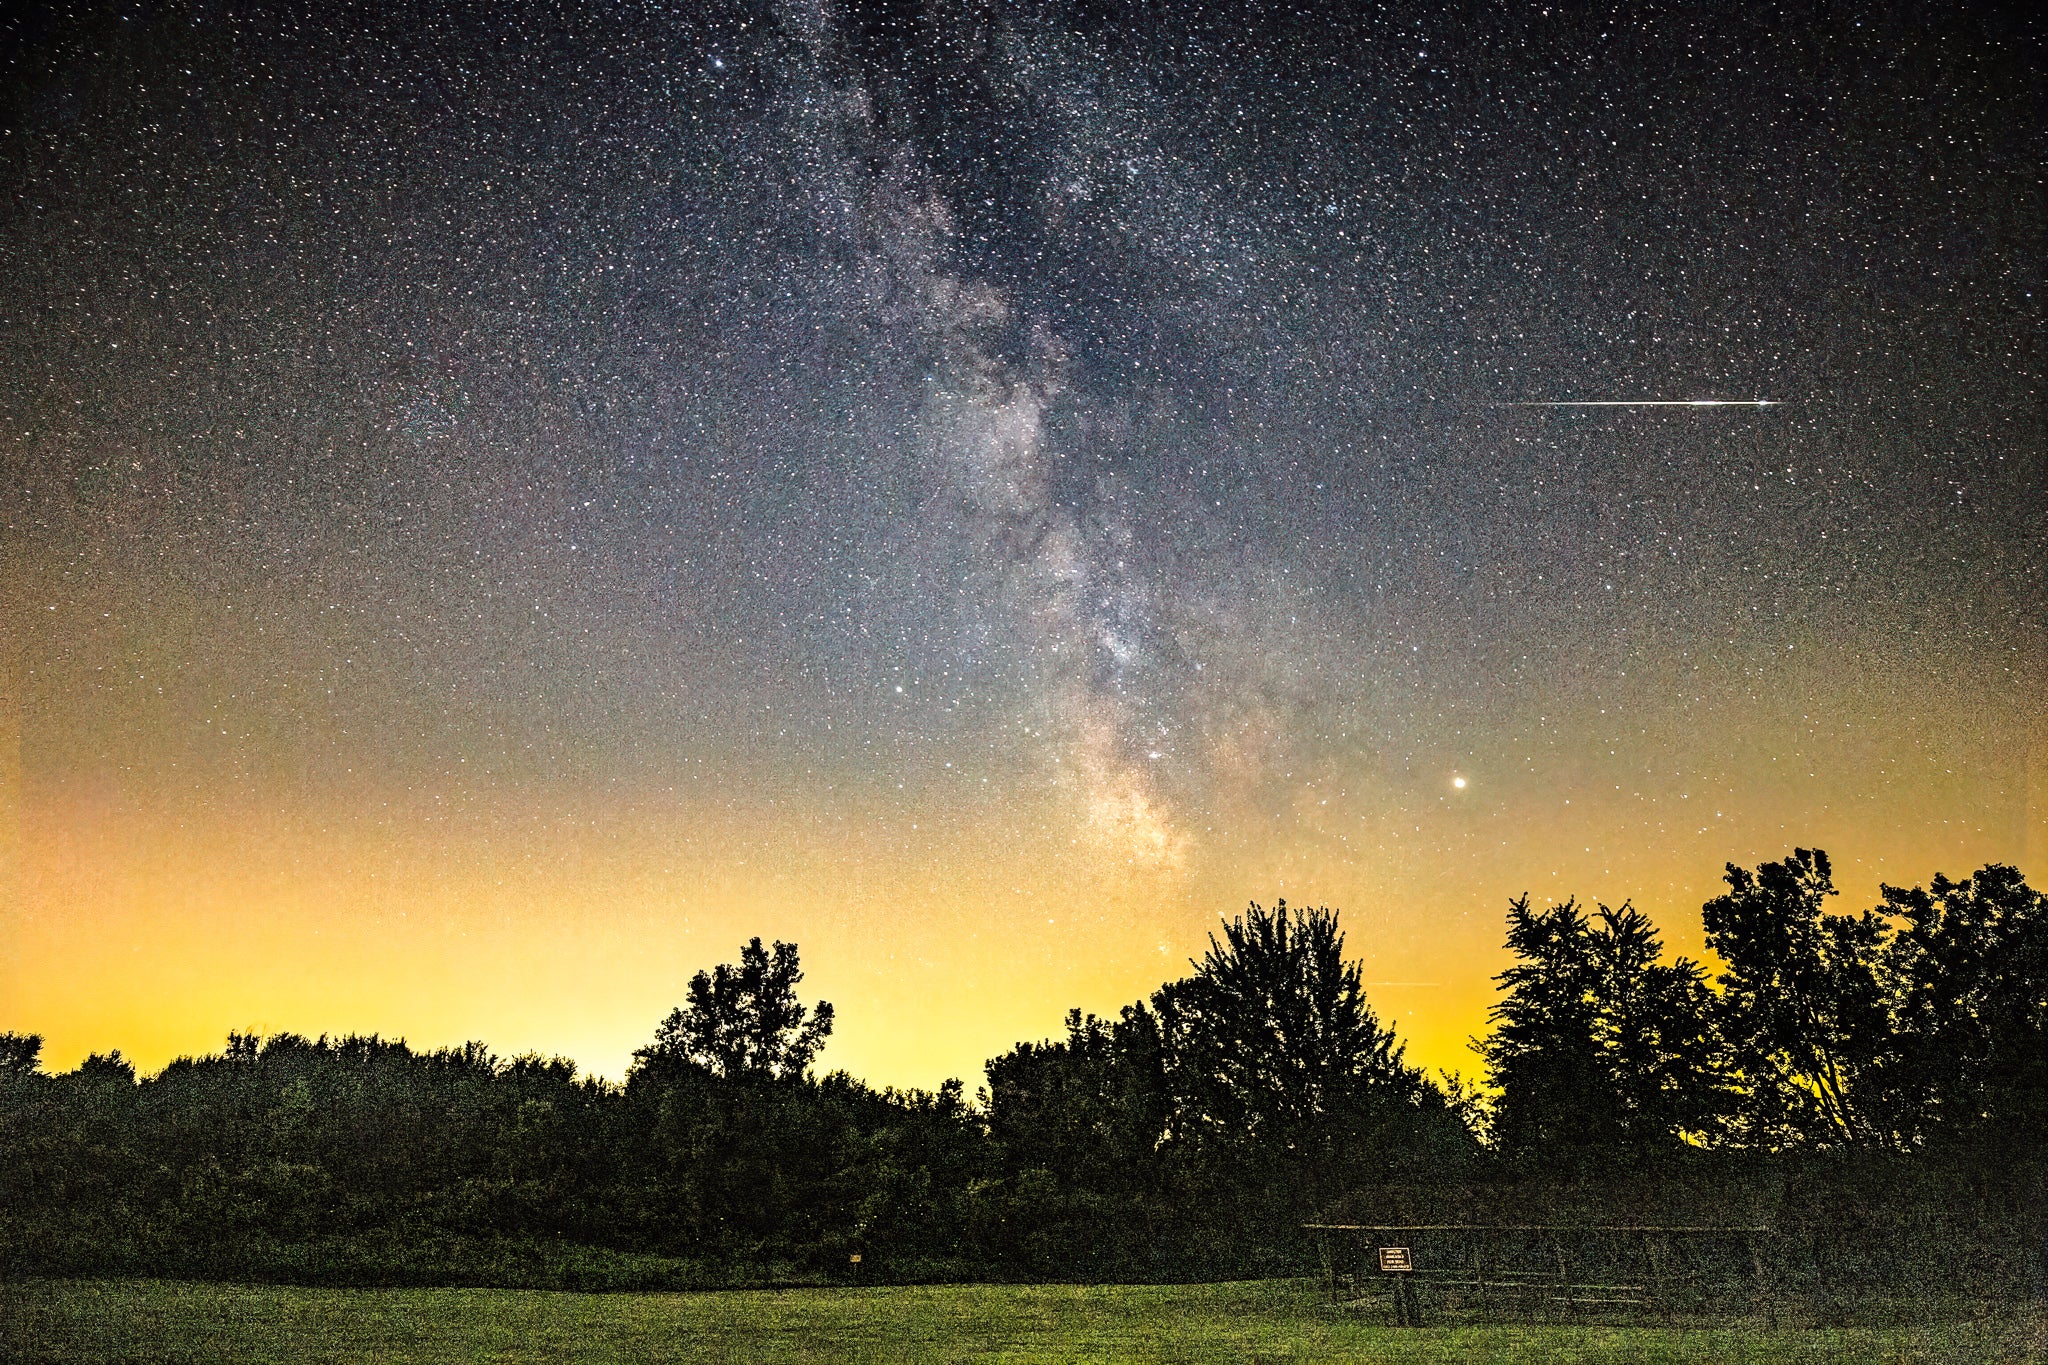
top-left (1378, 1246), bottom-right (1413, 1273)
top-left (849, 1253), bottom-right (863, 1264)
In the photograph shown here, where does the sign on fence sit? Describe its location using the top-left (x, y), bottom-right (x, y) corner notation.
top-left (1377, 1246), bottom-right (1413, 1273)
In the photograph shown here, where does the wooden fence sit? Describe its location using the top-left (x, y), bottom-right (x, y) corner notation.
top-left (1304, 1222), bottom-right (1776, 1325)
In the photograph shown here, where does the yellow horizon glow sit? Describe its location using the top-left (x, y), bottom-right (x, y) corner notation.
top-left (8, 735), bottom-right (2037, 1090)
top-left (7, 561), bottom-right (2042, 1090)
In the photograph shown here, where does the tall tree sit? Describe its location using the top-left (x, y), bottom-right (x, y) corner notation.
top-left (0, 1032), bottom-right (43, 1076)
top-left (984, 1005), bottom-right (1169, 1195)
top-left (1702, 848), bottom-right (1896, 1148)
top-left (981, 1005), bottom-right (1172, 1274)
top-left (1153, 899), bottom-right (1446, 1210)
top-left (1481, 897), bottom-right (1607, 1158)
top-left (1586, 904), bottom-right (1725, 1148)
top-left (1480, 896), bottom-right (1722, 1165)
top-left (1879, 864), bottom-right (2047, 1148)
top-left (639, 938), bottom-right (834, 1083)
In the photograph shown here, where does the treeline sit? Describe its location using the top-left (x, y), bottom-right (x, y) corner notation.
top-left (1481, 851), bottom-right (2045, 1162)
top-left (1, 850), bottom-right (2041, 1292)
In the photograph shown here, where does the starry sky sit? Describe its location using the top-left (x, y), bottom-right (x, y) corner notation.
top-left (2, 0), bottom-right (2040, 1089)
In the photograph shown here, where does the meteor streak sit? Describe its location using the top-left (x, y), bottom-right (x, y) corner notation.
top-left (1501, 399), bottom-right (1780, 407)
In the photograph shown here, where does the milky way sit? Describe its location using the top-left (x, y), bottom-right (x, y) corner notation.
top-left (2, 2), bottom-right (2039, 1086)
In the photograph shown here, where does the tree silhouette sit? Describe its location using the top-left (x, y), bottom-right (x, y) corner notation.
top-left (1702, 849), bottom-right (1895, 1148)
top-left (1480, 896), bottom-right (1722, 1166)
top-left (980, 1005), bottom-right (1171, 1275)
top-left (1157, 900), bottom-right (1416, 1144)
top-left (1879, 863), bottom-right (2047, 1148)
top-left (1153, 899), bottom-right (1445, 1216)
top-left (1, 863), bottom-right (2041, 1291)
top-left (0, 1032), bottom-right (42, 1076)
top-left (640, 937), bottom-right (834, 1083)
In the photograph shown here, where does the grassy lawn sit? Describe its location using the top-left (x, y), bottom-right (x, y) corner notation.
top-left (0, 1278), bottom-right (2038, 1364)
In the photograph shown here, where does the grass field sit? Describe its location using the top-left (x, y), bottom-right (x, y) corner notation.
top-left (0, 1278), bottom-right (2039, 1364)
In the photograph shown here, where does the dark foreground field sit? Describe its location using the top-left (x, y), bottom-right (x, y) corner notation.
top-left (0, 1279), bottom-right (2040, 1364)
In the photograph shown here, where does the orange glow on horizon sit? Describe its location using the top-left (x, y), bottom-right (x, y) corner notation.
top-left (8, 699), bottom-right (2038, 1091)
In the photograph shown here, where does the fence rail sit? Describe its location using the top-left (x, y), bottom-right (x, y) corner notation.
top-left (1308, 1222), bottom-right (1778, 1326)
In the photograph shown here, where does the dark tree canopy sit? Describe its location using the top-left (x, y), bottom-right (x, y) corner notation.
top-left (1701, 848), bottom-right (1896, 1149)
top-left (1879, 863), bottom-right (2048, 1148)
top-left (3, 861), bottom-right (2041, 1293)
top-left (983, 1005), bottom-right (1168, 1191)
top-left (638, 938), bottom-right (834, 1084)
top-left (1155, 899), bottom-right (1423, 1150)
top-left (980, 1005), bottom-right (1174, 1275)
top-left (0, 1032), bottom-right (43, 1076)
top-left (982, 897), bottom-right (1468, 1272)
top-left (1480, 896), bottom-right (1722, 1166)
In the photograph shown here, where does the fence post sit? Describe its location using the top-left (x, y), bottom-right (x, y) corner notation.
top-left (1473, 1238), bottom-right (1489, 1320)
top-left (1750, 1232), bottom-right (1777, 1332)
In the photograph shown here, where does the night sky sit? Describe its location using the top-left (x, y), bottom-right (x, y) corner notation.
top-left (2, 1), bottom-right (2040, 1089)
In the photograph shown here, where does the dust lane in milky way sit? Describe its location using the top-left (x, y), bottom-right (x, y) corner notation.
top-left (1, 2), bottom-right (2039, 1088)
